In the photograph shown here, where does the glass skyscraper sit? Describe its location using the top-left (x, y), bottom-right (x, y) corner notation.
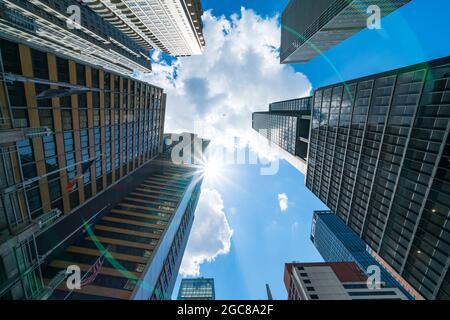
top-left (0, 0), bottom-right (204, 300)
top-left (252, 97), bottom-right (312, 174)
top-left (280, 0), bottom-right (411, 64)
top-left (38, 134), bottom-right (208, 300)
top-left (311, 210), bottom-right (420, 299)
top-left (177, 278), bottom-right (215, 300)
top-left (306, 57), bottom-right (450, 299)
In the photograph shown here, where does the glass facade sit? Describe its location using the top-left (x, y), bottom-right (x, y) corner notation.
top-left (0, 0), bottom-right (151, 76)
top-left (311, 210), bottom-right (415, 299)
top-left (0, 39), bottom-right (165, 299)
top-left (280, 0), bottom-right (411, 63)
top-left (306, 57), bottom-right (450, 299)
top-left (177, 278), bottom-right (215, 300)
top-left (39, 136), bottom-right (208, 300)
top-left (252, 97), bottom-right (312, 161)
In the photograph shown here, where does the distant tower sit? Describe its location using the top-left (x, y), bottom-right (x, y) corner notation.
top-left (252, 97), bottom-right (312, 174)
top-left (265, 284), bottom-right (273, 300)
top-left (178, 278), bottom-right (215, 300)
top-left (280, 0), bottom-right (411, 63)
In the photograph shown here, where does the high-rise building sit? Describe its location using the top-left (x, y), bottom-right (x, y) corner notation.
top-left (84, 0), bottom-right (206, 56)
top-left (0, 0), bottom-right (152, 76)
top-left (252, 97), bottom-right (312, 174)
top-left (0, 2), bottom-right (169, 298)
top-left (280, 0), bottom-right (411, 64)
top-left (177, 277), bottom-right (215, 300)
top-left (284, 262), bottom-right (408, 300)
top-left (306, 56), bottom-right (450, 299)
top-left (311, 210), bottom-right (421, 299)
top-left (37, 134), bottom-right (208, 300)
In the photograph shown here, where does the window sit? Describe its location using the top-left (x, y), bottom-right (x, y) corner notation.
top-left (56, 57), bottom-right (69, 83)
top-left (306, 286), bottom-right (315, 292)
top-left (38, 109), bottom-right (53, 129)
top-left (348, 291), bottom-right (397, 296)
top-left (31, 49), bottom-right (48, 79)
top-left (104, 72), bottom-right (110, 91)
top-left (76, 64), bottom-right (85, 86)
top-left (300, 273), bottom-right (308, 277)
top-left (61, 110), bottom-right (72, 130)
top-left (304, 279), bottom-right (311, 284)
top-left (92, 68), bottom-right (99, 88)
top-left (79, 110), bottom-right (88, 128)
top-left (0, 39), bottom-right (21, 74)
top-left (310, 294), bottom-right (319, 300)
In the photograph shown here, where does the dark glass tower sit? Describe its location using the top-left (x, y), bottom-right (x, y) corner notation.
top-left (311, 210), bottom-right (421, 299)
top-left (177, 278), bottom-right (215, 300)
top-left (38, 134), bottom-right (208, 300)
top-left (0, 0), bottom-right (168, 300)
top-left (306, 57), bottom-right (450, 299)
top-left (252, 97), bottom-right (312, 174)
top-left (280, 0), bottom-right (411, 64)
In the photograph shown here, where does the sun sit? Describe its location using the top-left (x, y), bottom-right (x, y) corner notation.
top-left (203, 160), bottom-right (223, 179)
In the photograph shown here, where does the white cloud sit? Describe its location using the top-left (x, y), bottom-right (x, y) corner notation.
top-left (134, 7), bottom-right (312, 276)
top-left (278, 193), bottom-right (288, 212)
top-left (179, 188), bottom-right (234, 276)
top-left (137, 7), bottom-right (312, 158)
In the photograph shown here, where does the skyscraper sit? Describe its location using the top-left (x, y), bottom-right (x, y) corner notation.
top-left (284, 262), bottom-right (408, 300)
top-left (252, 97), bottom-right (312, 174)
top-left (38, 134), bottom-right (208, 300)
top-left (0, 0), bottom-right (169, 299)
top-left (84, 0), bottom-right (206, 56)
top-left (177, 278), bottom-right (215, 300)
top-left (306, 56), bottom-right (450, 299)
top-left (0, 0), bottom-right (152, 76)
top-left (280, 0), bottom-right (411, 64)
top-left (311, 210), bottom-right (421, 299)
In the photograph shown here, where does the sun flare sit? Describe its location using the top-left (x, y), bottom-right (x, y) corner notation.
top-left (203, 160), bottom-right (223, 179)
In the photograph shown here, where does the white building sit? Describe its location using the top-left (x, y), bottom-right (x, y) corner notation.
top-left (84, 0), bottom-right (205, 56)
top-left (285, 262), bottom-right (408, 300)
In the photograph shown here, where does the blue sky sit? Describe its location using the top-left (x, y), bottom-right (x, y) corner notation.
top-left (155, 0), bottom-right (450, 300)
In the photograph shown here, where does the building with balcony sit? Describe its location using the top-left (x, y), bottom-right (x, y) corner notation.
top-left (0, 0), bottom-right (152, 76)
top-left (84, 0), bottom-right (206, 56)
top-left (0, 37), bottom-right (165, 299)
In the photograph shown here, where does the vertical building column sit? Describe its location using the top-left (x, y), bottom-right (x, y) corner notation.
top-left (118, 77), bottom-right (124, 179)
top-left (85, 66), bottom-right (97, 196)
top-left (142, 85), bottom-right (148, 163)
top-left (160, 93), bottom-right (167, 153)
top-left (125, 80), bottom-right (131, 174)
top-left (47, 53), bottom-right (70, 214)
top-left (98, 70), bottom-right (107, 189)
top-left (131, 82), bottom-right (137, 171)
top-left (109, 74), bottom-right (116, 183)
top-left (136, 84), bottom-right (142, 167)
top-left (68, 61), bottom-right (85, 205)
top-left (18, 44), bottom-right (51, 213)
top-left (0, 70), bottom-right (11, 129)
top-left (110, 73), bottom-right (116, 184)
